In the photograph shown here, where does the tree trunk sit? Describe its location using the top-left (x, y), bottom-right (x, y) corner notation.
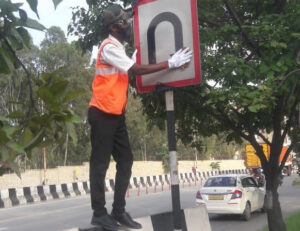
top-left (64, 133), bottom-right (69, 166)
top-left (144, 139), bottom-right (147, 161)
top-left (266, 175), bottom-right (286, 231)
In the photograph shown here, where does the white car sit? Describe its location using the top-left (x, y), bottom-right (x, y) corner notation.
top-left (196, 174), bottom-right (265, 220)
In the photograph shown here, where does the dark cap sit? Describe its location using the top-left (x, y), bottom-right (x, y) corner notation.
top-left (102, 4), bottom-right (130, 27)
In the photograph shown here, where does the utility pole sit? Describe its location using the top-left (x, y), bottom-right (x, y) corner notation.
top-left (165, 90), bottom-right (182, 230)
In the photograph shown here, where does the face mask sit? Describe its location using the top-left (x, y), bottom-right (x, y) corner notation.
top-left (117, 24), bottom-right (132, 41)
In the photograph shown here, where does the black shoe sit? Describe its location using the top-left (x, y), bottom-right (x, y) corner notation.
top-left (91, 214), bottom-right (119, 231)
top-left (111, 211), bottom-right (142, 229)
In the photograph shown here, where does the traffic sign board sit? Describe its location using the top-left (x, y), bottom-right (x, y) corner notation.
top-left (133, 0), bottom-right (201, 93)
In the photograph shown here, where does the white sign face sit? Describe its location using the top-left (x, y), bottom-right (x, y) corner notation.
top-left (133, 0), bottom-right (201, 93)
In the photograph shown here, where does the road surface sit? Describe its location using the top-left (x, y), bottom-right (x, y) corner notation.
top-left (0, 174), bottom-right (299, 231)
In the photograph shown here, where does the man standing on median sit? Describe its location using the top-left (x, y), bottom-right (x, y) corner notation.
top-left (88, 4), bottom-right (193, 230)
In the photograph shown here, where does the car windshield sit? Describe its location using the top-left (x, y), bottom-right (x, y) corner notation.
top-left (204, 177), bottom-right (237, 187)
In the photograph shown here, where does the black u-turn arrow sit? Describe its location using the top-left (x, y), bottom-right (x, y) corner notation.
top-left (147, 12), bottom-right (183, 64)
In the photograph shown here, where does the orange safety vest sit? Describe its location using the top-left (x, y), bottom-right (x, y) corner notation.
top-left (89, 38), bottom-right (129, 115)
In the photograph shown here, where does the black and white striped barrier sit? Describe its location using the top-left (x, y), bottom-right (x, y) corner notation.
top-left (65, 205), bottom-right (211, 231)
top-left (0, 169), bottom-right (248, 208)
top-left (0, 181), bottom-right (90, 208)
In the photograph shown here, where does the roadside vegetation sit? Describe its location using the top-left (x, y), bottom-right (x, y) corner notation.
top-left (292, 179), bottom-right (300, 186)
top-left (262, 210), bottom-right (300, 231)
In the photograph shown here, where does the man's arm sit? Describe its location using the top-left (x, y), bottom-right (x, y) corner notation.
top-left (129, 47), bottom-right (192, 75)
top-left (129, 62), bottom-right (169, 75)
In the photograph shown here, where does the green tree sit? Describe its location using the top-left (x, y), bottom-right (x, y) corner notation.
top-left (0, 42), bottom-right (40, 170)
top-left (126, 93), bottom-right (168, 161)
top-left (37, 26), bottom-right (93, 166)
top-left (157, 144), bottom-right (169, 173)
top-left (210, 161), bottom-right (220, 170)
top-left (138, 1), bottom-right (299, 230)
top-left (0, 0), bottom-right (82, 175)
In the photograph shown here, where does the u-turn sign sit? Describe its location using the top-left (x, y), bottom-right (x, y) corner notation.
top-left (133, 0), bottom-right (201, 93)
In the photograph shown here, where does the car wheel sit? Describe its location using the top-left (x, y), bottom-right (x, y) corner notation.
top-left (242, 202), bottom-right (251, 221)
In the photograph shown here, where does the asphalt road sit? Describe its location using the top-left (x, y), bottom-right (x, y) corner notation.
top-left (0, 174), bottom-right (299, 231)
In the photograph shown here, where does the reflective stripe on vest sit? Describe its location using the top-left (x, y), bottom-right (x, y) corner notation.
top-left (89, 38), bottom-right (129, 115)
top-left (95, 67), bottom-right (127, 75)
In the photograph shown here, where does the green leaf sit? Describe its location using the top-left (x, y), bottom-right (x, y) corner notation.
top-left (16, 27), bottom-right (31, 48)
top-left (50, 79), bottom-right (69, 98)
top-left (0, 1), bottom-right (22, 11)
top-left (291, 33), bottom-right (300, 39)
top-left (66, 122), bottom-right (77, 146)
top-left (18, 9), bottom-right (27, 21)
top-left (0, 130), bottom-right (10, 143)
top-left (270, 41), bottom-right (287, 48)
top-left (248, 105), bottom-right (258, 113)
top-left (1, 150), bottom-right (10, 161)
top-left (7, 110), bottom-right (23, 119)
top-left (0, 116), bottom-right (9, 122)
top-left (70, 114), bottom-right (82, 123)
top-left (37, 86), bottom-right (54, 103)
top-left (8, 161), bottom-right (21, 178)
top-left (10, 27), bottom-right (26, 46)
top-left (3, 126), bottom-right (17, 137)
top-left (7, 35), bottom-right (23, 51)
top-left (271, 65), bottom-right (281, 72)
top-left (7, 142), bottom-right (24, 153)
top-left (12, 3), bottom-right (24, 10)
top-left (20, 128), bottom-right (33, 147)
top-left (24, 129), bottom-right (44, 151)
top-left (63, 89), bottom-right (84, 103)
top-left (26, 0), bottom-right (39, 19)
top-left (52, 0), bottom-right (63, 9)
top-left (259, 64), bottom-right (269, 73)
top-left (19, 17), bottom-right (46, 31)
top-left (0, 49), bottom-right (15, 73)
top-left (0, 54), bottom-right (11, 74)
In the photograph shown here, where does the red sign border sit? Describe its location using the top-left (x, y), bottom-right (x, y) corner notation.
top-left (133, 0), bottom-right (201, 93)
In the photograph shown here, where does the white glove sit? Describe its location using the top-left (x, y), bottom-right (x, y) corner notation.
top-left (131, 49), bottom-right (137, 63)
top-left (168, 47), bottom-right (193, 69)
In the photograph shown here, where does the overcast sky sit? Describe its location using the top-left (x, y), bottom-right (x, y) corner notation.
top-left (12, 0), bottom-right (88, 46)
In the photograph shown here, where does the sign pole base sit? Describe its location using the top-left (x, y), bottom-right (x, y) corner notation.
top-left (165, 90), bottom-right (182, 230)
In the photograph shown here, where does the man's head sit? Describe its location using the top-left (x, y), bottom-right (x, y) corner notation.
top-left (102, 4), bottom-right (133, 42)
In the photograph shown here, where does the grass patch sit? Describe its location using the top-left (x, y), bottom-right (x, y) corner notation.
top-left (292, 179), bottom-right (300, 186)
top-left (261, 210), bottom-right (300, 231)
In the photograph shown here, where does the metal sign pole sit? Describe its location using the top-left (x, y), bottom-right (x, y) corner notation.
top-left (165, 90), bottom-right (182, 230)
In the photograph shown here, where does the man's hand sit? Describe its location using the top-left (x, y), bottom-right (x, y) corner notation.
top-left (168, 47), bottom-right (193, 69)
top-left (129, 47), bottom-right (192, 75)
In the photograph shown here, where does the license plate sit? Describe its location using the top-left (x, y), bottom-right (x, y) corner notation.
top-left (208, 195), bottom-right (224, 200)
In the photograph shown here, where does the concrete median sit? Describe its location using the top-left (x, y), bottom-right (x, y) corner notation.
top-left (0, 169), bottom-right (247, 209)
top-left (68, 205), bottom-right (211, 231)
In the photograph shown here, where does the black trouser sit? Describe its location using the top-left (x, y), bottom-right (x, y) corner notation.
top-left (88, 106), bottom-right (133, 217)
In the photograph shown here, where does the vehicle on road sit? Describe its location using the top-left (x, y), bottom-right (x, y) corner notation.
top-left (245, 144), bottom-right (292, 176)
top-left (252, 167), bottom-right (266, 186)
top-left (196, 174), bottom-right (265, 221)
